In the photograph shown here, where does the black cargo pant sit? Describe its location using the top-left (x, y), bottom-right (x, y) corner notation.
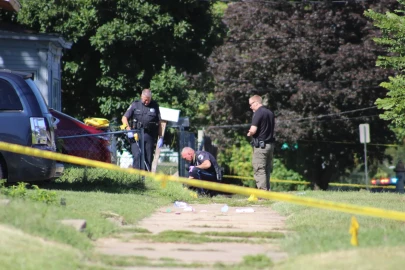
top-left (188, 167), bottom-right (218, 196)
top-left (131, 132), bottom-right (154, 171)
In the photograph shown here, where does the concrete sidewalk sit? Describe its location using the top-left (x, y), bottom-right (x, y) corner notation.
top-left (96, 203), bottom-right (288, 268)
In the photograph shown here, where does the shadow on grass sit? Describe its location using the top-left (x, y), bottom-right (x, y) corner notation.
top-left (45, 178), bottom-right (146, 194)
top-left (43, 165), bottom-right (147, 194)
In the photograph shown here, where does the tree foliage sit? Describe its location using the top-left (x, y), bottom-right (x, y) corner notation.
top-left (11, 0), bottom-right (225, 119)
top-left (365, 0), bottom-right (405, 132)
top-left (208, 0), bottom-right (399, 188)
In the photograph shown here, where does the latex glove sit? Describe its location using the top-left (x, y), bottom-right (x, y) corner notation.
top-left (127, 131), bottom-right (134, 139)
top-left (189, 166), bottom-right (195, 173)
top-left (157, 137), bottom-right (164, 148)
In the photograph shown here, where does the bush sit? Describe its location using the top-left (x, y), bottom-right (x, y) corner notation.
top-left (217, 138), bottom-right (308, 191)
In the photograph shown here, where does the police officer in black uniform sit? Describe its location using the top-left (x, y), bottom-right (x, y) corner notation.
top-left (181, 147), bottom-right (222, 195)
top-left (121, 89), bottom-right (163, 170)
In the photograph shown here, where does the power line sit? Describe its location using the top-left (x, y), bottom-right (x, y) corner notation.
top-left (219, 40), bottom-right (387, 53)
top-left (277, 114), bottom-right (380, 125)
top-left (215, 83), bottom-right (384, 92)
top-left (282, 106), bottom-right (378, 122)
top-left (219, 78), bottom-right (385, 83)
top-left (199, 0), bottom-right (369, 4)
top-left (207, 106), bottom-right (379, 129)
top-left (225, 34), bottom-right (377, 43)
top-left (223, 40), bottom-right (386, 51)
top-left (206, 114), bottom-right (380, 129)
top-left (297, 139), bottom-right (398, 147)
top-left (212, 54), bottom-right (385, 64)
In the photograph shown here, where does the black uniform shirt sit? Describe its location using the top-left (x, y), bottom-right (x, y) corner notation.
top-left (193, 151), bottom-right (218, 176)
top-left (124, 100), bottom-right (161, 135)
top-left (251, 106), bottom-right (275, 142)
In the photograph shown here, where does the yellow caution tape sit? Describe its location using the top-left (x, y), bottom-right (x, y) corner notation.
top-left (170, 178), bottom-right (405, 222)
top-left (0, 141), bottom-right (147, 176)
top-left (329, 182), bottom-right (395, 189)
top-left (225, 175), bottom-right (311, 185)
top-left (0, 141), bottom-right (404, 221)
top-left (224, 175), bottom-right (395, 189)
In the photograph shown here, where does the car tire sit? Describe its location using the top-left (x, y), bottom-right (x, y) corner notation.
top-left (0, 158), bottom-right (7, 183)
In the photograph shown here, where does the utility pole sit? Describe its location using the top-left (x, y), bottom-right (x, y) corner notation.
top-left (359, 124), bottom-right (370, 190)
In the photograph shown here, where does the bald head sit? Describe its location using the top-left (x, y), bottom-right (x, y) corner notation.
top-left (181, 147), bottom-right (195, 162)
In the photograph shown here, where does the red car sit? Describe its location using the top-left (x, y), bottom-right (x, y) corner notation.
top-left (50, 109), bottom-right (111, 163)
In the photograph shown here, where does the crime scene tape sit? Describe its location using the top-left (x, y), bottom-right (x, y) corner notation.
top-left (225, 175), bottom-right (310, 185)
top-left (0, 141), bottom-right (404, 221)
top-left (224, 175), bottom-right (396, 189)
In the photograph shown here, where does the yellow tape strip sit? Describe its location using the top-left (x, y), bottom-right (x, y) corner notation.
top-left (224, 175), bottom-right (396, 189)
top-left (0, 142), bottom-right (147, 176)
top-left (298, 139), bottom-right (399, 147)
top-left (170, 179), bottom-right (405, 222)
top-left (0, 141), bottom-right (404, 221)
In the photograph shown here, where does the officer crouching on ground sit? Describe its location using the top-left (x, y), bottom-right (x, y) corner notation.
top-left (181, 147), bottom-right (222, 195)
top-left (121, 89), bottom-right (164, 171)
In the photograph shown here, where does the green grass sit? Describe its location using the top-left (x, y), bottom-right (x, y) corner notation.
top-left (202, 231), bottom-right (285, 239)
top-left (270, 190), bottom-right (405, 269)
top-left (214, 254), bottom-right (273, 270)
top-left (3, 166), bottom-right (405, 269)
top-left (273, 247), bottom-right (405, 270)
top-left (131, 230), bottom-right (260, 244)
top-left (0, 225), bottom-right (87, 270)
top-left (92, 253), bottom-right (207, 268)
top-left (0, 166), bottom-right (194, 269)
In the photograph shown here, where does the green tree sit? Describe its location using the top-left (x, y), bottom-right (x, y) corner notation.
top-left (9, 0), bottom-right (225, 119)
top-left (208, 0), bottom-right (398, 189)
top-left (365, 0), bottom-right (405, 133)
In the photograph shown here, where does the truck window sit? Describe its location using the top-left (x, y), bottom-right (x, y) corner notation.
top-left (0, 79), bottom-right (23, 111)
top-left (25, 79), bottom-right (49, 114)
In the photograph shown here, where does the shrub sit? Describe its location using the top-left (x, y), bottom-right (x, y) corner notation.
top-left (217, 138), bottom-right (308, 191)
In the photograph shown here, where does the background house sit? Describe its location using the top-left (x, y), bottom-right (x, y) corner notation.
top-left (0, 0), bottom-right (71, 111)
top-left (0, 29), bottom-right (72, 111)
top-left (0, 0), bottom-right (20, 12)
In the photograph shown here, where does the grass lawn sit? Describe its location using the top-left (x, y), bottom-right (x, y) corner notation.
top-left (0, 167), bottom-right (194, 269)
top-left (0, 225), bottom-right (87, 270)
top-left (271, 190), bottom-right (405, 269)
top-left (2, 166), bottom-right (405, 269)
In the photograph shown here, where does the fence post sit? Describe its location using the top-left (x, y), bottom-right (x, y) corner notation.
top-left (109, 118), bottom-right (117, 165)
top-left (394, 160), bottom-right (405, 194)
top-left (178, 130), bottom-right (195, 178)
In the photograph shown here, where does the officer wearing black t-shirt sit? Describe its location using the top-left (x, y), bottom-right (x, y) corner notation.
top-left (247, 95), bottom-right (275, 191)
top-left (181, 147), bottom-right (222, 182)
top-left (122, 89), bottom-right (164, 171)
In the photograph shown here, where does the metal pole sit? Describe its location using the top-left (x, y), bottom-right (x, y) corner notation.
top-left (363, 126), bottom-right (369, 191)
top-left (140, 128), bottom-right (145, 172)
top-left (395, 160), bottom-right (405, 194)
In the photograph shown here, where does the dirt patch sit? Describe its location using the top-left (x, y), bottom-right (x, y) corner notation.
top-left (95, 203), bottom-right (288, 268)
